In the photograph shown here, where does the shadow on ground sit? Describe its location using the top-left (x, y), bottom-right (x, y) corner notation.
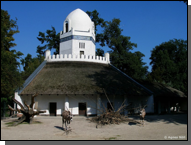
top-left (54, 126), bottom-right (64, 131)
top-left (128, 113), bottom-right (187, 125)
top-left (128, 122), bottom-right (138, 126)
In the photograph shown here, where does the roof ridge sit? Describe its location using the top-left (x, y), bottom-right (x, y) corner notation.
top-left (109, 64), bottom-right (153, 94)
top-left (18, 60), bottom-right (47, 94)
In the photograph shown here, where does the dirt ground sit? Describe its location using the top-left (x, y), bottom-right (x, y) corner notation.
top-left (1, 114), bottom-right (187, 140)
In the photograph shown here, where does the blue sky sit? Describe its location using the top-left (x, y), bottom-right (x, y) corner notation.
top-left (1, 1), bottom-right (187, 72)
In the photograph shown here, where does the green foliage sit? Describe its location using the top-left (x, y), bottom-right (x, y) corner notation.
top-left (97, 18), bottom-right (148, 79)
top-left (1, 9), bottom-right (24, 117)
top-left (149, 39), bottom-right (187, 94)
top-left (21, 54), bottom-right (45, 80)
top-left (1, 9), bottom-right (19, 51)
top-left (96, 48), bottom-right (104, 57)
top-left (86, 13), bottom-right (149, 79)
top-left (86, 10), bottom-right (106, 43)
top-left (37, 26), bottom-right (60, 55)
top-left (86, 10), bottom-right (106, 33)
top-left (21, 54), bottom-right (32, 71)
top-left (1, 9), bottom-right (24, 103)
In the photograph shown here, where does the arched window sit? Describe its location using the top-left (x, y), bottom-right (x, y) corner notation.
top-left (65, 21), bottom-right (68, 32)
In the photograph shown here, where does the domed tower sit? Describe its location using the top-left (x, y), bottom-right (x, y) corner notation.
top-left (60, 8), bottom-right (95, 56)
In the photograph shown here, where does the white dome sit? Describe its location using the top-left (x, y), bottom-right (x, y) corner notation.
top-left (64, 8), bottom-right (93, 32)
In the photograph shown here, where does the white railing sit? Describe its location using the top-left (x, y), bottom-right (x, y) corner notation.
top-left (46, 54), bottom-right (110, 64)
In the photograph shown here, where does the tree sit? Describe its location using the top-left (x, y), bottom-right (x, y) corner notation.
top-left (86, 10), bottom-right (106, 43)
top-left (8, 93), bottom-right (46, 125)
top-left (96, 48), bottom-right (104, 57)
top-left (149, 39), bottom-right (187, 94)
top-left (1, 9), bottom-right (24, 116)
top-left (21, 54), bottom-right (44, 80)
top-left (1, 10), bottom-right (19, 51)
top-left (98, 18), bottom-right (148, 79)
top-left (181, 1), bottom-right (187, 5)
top-left (21, 54), bottom-right (33, 71)
top-left (37, 26), bottom-right (60, 55)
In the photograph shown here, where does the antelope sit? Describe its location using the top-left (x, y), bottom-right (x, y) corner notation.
top-left (61, 110), bottom-right (73, 130)
top-left (140, 108), bottom-right (146, 126)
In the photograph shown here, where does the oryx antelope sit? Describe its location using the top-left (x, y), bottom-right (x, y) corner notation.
top-left (61, 110), bottom-right (73, 130)
top-left (140, 108), bottom-right (146, 126)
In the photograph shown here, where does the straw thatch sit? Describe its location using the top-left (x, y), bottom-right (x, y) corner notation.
top-left (20, 61), bottom-right (186, 99)
top-left (134, 79), bottom-right (187, 98)
top-left (20, 61), bottom-right (151, 96)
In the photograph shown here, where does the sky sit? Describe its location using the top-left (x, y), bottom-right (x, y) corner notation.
top-left (1, 1), bottom-right (187, 72)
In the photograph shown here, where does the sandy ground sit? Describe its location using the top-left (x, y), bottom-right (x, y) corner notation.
top-left (1, 114), bottom-right (187, 140)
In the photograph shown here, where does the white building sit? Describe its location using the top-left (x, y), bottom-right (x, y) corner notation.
top-left (14, 8), bottom-right (186, 116)
top-left (59, 8), bottom-right (95, 57)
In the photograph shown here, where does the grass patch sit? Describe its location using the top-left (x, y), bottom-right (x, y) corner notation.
top-left (108, 137), bottom-right (117, 140)
top-left (104, 135), bottom-right (120, 140)
top-left (5, 120), bottom-right (42, 127)
top-left (5, 122), bottom-right (15, 126)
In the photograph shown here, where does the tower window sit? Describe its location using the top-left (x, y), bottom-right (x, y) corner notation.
top-left (79, 42), bottom-right (85, 48)
top-left (65, 21), bottom-right (68, 32)
top-left (80, 51), bottom-right (84, 58)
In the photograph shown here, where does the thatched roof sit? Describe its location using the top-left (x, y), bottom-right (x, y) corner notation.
top-left (134, 79), bottom-right (187, 98)
top-left (20, 61), bottom-right (152, 96)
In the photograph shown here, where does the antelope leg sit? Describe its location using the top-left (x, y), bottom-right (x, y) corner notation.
top-left (62, 120), bottom-right (63, 128)
top-left (65, 121), bottom-right (67, 130)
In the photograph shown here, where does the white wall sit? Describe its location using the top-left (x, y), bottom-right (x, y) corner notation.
top-left (21, 94), bottom-right (65, 115)
top-left (146, 95), bottom-right (154, 113)
top-left (69, 95), bottom-right (97, 115)
top-left (16, 93), bottom-right (154, 116)
top-left (99, 95), bottom-right (154, 114)
top-left (100, 95), bottom-right (124, 112)
top-left (20, 94), bottom-right (97, 116)
top-left (14, 92), bottom-right (25, 109)
top-left (59, 21), bottom-right (95, 57)
top-left (127, 95), bottom-right (154, 113)
top-left (60, 40), bottom-right (72, 55)
top-left (72, 39), bottom-right (95, 56)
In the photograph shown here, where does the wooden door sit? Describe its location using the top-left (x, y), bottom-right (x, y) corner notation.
top-left (49, 102), bottom-right (57, 116)
top-left (107, 102), bottom-right (114, 112)
top-left (79, 102), bottom-right (86, 116)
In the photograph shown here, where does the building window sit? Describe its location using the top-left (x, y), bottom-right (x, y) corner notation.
top-left (80, 51), bottom-right (84, 58)
top-left (79, 42), bottom-right (85, 48)
top-left (65, 21), bottom-right (68, 32)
